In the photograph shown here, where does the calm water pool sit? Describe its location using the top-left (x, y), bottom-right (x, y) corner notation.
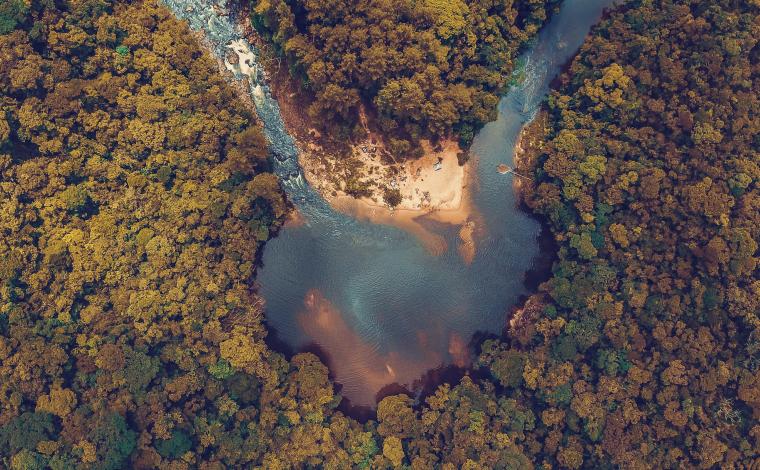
top-left (163, 0), bottom-right (618, 406)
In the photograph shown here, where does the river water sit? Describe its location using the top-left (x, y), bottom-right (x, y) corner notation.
top-left (162, 0), bottom-right (617, 406)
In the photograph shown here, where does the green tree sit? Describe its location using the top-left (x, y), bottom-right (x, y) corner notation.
top-left (0, 412), bottom-right (57, 456)
top-left (156, 430), bottom-right (192, 459)
top-left (0, 0), bottom-right (27, 34)
top-left (88, 413), bottom-right (137, 470)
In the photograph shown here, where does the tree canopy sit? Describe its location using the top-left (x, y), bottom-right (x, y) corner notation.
top-left (250, 0), bottom-right (560, 154)
top-left (1, 0), bottom-right (757, 467)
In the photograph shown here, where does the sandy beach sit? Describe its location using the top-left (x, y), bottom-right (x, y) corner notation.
top-left (327, 145), bottom-right (479, 258)
top-left (295, 131), bottom-right (472, 215)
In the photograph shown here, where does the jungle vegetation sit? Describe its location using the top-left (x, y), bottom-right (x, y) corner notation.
top-left (0, 0), bottom-right (758, 468)
top-left (248, 0), bottom-right (561, 155)
top-left (516, 0), bottom-right (759, 466)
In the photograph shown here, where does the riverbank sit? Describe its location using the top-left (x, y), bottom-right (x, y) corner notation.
top-left (165, 0), bottom-right (620, 416)
top-left (232, 8), bottom-right (479, 258)
top-left (512, 110), bottom-right (549, 203)
top-left (170, 1), bottom-right (484, 260)
top-left (316, 142), bottom-right (479, 257)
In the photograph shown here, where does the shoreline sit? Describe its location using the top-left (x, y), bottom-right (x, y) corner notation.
top-left (168, 0), bottom-right (610, 419)
top-left (330, 157), bottom-right (478, 256)
top-left (238, 18), bottom-right (481, 259)
top-left (229, 4), bottom-right (555, 411)
top-left (511, 110), bottom-right (548, 203)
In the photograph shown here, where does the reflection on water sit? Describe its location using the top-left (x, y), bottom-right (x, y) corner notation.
top-left (297, 289), bottom-right (445, 398)
top-left (162, 0), bottom-right (618, 406)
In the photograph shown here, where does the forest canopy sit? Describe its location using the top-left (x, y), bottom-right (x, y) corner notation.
top-left (0, 0), bottom-right (758, 468)
top-left (513, 0), bottom-right (759, 466)
top-left (0, 0), bottom-right (297, 467)
top-left (249, 0), bottom-right (560, 154)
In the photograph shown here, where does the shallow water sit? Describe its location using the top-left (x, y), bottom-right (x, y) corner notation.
top-left (163, 0), bottom-right (617, 406)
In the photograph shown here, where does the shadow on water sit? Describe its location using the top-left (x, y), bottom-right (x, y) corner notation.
top-left (335, 330), bottom-right (501, 422)
top-left (162, 0), bottom-right (622, 418)
top-left (261, 319), bottom-right (294, 358)
top-left (264, 320), bottom-right (510, 422)
top-left (523, 217), bottom-right (559, 292)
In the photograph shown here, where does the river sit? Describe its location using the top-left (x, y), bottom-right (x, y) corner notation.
top-left (162, 0), bottom-right (617, 406)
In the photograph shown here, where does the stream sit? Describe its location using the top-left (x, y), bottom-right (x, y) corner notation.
top-left (162, 0), bottom-right (618, 406)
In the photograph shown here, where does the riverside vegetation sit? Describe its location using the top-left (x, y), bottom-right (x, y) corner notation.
top-left (0, 0), bottom-right (758, 469)
top-left (248, 0), bottom-right (561, 155)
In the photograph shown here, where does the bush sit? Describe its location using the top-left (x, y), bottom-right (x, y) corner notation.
top-left (383, 188), bottom-right (402, 207)
top-left (0, 412), bottom-right (56, 455)
top-left (156, 430), bottom-right (192, 459)
top-left (0, 0), bottom-right (27, 35)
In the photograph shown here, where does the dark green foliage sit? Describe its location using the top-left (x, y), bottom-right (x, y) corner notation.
top-left (8, 449), bottom-right (47, 470)
top-left (0, 0), bottom-right (27, 34)
top-left (208, 358), bottom-right (235, 380)
top-left (225, 373), bottom-right (260, 406)
top-left (123, 350), bottom-right (160, 394)
top-left (551, 334), bottom-right (578, 362)
top-left (516, 0), bottom-right (760, 466)
top-left (155, 430), bottom-right (192, 459)
top-left (479, 340), bottom-right (525, 389)
top-left (88, 414), bottom-right (137, 470)
top-left (0, 412), bottom-right (56, 455)
top-left (499, 398), bottom-right (536, 434)
top-left (251, 0), bottom-right (560, 155)
top-left (565, 314), bottom-right (601, 352)
top-left (542, 383), bottom-right (572, 407)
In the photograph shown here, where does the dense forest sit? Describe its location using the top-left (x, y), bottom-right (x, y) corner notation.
top-left (249, 0), bottom-right (561, 155)
top-left (1, 0), bottom-right (758, 468)
top-left (514, 0), bottom-right (760, 466)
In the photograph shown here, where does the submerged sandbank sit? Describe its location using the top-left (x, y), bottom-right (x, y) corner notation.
top-left (298, 289), bottom-right (448, 403)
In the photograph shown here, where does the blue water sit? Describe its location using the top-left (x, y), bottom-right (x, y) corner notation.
top-left (163, 0), bottom-right (617, 405)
